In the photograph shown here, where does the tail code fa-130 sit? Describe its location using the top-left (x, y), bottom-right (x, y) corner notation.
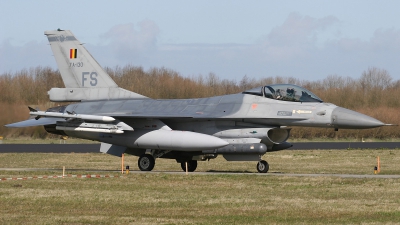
top-left (6, 29), bottom-right (390, 173)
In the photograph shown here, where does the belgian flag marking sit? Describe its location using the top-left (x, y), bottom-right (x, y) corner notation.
top-left (70, 49), bottom-right (77, 58)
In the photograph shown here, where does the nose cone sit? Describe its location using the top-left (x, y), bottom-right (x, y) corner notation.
top-left (331, 107), bottom-right (385, 129)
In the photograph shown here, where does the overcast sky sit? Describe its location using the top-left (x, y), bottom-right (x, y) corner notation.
top-left (1, 0), bottom-right (400, 82)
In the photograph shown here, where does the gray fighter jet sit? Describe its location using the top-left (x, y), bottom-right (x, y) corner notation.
top-left (6, 30), bottom-right (389, 173)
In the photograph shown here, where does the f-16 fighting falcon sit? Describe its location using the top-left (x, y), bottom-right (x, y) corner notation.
top-left (6, 29), bottom-right (389, 173)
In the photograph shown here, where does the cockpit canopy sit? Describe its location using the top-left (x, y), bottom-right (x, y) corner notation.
top-left (242, 84), bottom-right (323, 103)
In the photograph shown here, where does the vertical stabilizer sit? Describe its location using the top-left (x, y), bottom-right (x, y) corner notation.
top-left (44, 29), bottom-right (147, 101)
top-left (45, 30), bottom-right (117, 88)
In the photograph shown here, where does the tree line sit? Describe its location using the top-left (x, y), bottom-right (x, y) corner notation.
top-left (0, 65), bottom-right (398, 139)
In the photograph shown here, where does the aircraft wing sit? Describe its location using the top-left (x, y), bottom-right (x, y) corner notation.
top-left (5, 110), bottom-right (118, 128)
top-left (5, 109), bottom-right (134, 135)
top-left (5, 117), bottom-right (63, 128)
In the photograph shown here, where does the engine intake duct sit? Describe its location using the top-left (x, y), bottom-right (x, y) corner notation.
top-left (203, 143), bottom-right (267, 155)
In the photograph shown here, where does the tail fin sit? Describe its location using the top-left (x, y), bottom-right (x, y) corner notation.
top-left (45, 29), bottom-right (147, 101)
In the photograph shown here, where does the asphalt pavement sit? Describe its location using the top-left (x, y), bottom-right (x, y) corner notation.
top-left (0, 142), bottom-right (399, 153)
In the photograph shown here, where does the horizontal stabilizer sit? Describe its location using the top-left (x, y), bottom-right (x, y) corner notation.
top-left (5, 118), bottom-right (61, 128)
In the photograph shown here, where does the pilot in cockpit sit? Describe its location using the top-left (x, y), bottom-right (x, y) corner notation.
top-left (286, 88), bottom-right (295, 98)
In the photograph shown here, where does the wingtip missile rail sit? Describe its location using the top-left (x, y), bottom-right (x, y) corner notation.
top-left (29, 111), bottom-right (116, 122)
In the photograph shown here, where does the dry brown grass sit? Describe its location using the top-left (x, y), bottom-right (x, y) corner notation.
top-left (1, 176), bottom-right (399, 224)
top-left (0, 150), bottom-right (400, 224)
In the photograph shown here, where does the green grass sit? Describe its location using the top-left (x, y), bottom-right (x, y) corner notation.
top-left (0, 150), bottom-right (400, 224)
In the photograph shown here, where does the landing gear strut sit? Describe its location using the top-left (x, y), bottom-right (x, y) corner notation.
top-left (257, 160), bottom-right (269, 173)
top-left (180, 160), bottom-right (198, 172)
top-left (138, 154), bottom-right (155, 171)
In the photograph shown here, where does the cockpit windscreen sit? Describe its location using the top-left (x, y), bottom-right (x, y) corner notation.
top-left (264, 84), bottom-right (322, 102)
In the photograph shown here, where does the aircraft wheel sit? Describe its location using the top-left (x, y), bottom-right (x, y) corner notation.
top-left (257, 160), bottom-right (269, 173)
top-left (138, 154), bottom-right (155, 171)
top-left (181, 160), bottom-right (198, 172)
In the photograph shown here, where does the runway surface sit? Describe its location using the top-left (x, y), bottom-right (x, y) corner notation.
top-left (0, 167), bottom-right (399, 179)
top-left (0, 142), bottom-right (399, 153)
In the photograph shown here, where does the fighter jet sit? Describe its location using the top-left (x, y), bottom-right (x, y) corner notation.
top-left (6, 30), bottom-right (389, 173)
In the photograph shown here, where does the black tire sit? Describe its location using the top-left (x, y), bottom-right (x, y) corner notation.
top-left (257, 160), bottom-right (269, 173)
top-left (181, 160), bottom-right (198, 172)
top-left (138, 154), bottom-right (155, 171)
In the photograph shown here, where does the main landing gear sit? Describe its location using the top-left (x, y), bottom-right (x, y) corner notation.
top-left (138, 154), bottom-right (155, 171)
top-left (180, 160), bottom-right (198, 172)
top-left (138, 150), bottom-right (172, 171)
top-left (138, 150), bottom-right (199, 172)
top-left (137, 153), bottom-right (199, 173)
top-left (257, 160), bottom-right (269, 173)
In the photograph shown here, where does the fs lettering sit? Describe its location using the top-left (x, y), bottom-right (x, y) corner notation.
top-left (82, 72), bottom-right (98, 87)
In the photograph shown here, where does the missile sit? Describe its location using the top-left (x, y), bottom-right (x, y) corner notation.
top-left (55, 121), bottom-right (132, 134)
top-left (56, 126), bottom-right (124, 134)
top-left (30, 111), bottom-right (115, 122)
